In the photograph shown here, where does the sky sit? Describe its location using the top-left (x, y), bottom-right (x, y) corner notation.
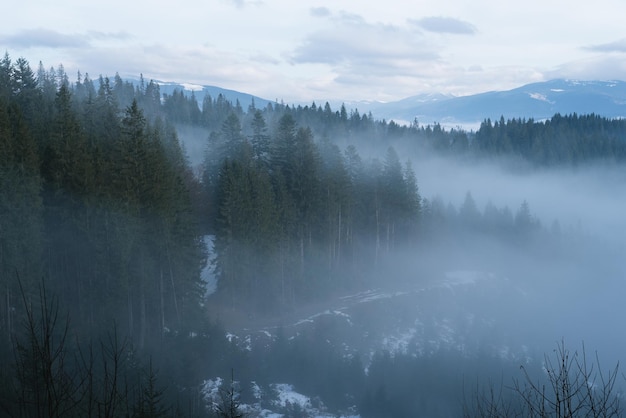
top-left (3, 0), bottom-right (626, 103)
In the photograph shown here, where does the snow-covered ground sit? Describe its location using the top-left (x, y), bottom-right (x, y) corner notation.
top-left (203, 379), bottom-right (359, 418)
top-left (200, 235), bottom-right (217, 296)
top-left (201, 270), bottom-right (530, 416)
top-left (201, 266), bottom-right (626, 416)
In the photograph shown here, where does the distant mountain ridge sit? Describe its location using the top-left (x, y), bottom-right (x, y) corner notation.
top-left (128, 77), bottom-right (626, 129)
top-left (125, 76), bottom-right (273, 110)
top-left (365, 79), bottom-right (626, 128)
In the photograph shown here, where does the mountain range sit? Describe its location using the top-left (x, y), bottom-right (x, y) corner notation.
top-left (149, 78), bottom-right (626, 129)
top-left (137, 78), bottom-right (274, 110)
top-left (364, 79), bottom-right (626, 128)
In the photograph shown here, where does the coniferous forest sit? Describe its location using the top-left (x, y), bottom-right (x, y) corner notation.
top-left (1, 54), bottom-right (626, 417)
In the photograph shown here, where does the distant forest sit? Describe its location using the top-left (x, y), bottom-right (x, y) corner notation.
top-left (161, 80), bottom-right (626, 166)
top-left (0, 54), bottom-right (624, 416)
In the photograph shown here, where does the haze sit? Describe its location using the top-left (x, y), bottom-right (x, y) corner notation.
top-left (3, 0), bottom-right (626, 102)
top-left (2, 6), bottom-right (626, 412)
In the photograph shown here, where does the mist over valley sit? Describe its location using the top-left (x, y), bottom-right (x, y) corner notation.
top-left (1, 54), bottom-right (625, 417)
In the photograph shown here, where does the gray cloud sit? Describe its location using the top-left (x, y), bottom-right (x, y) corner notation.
top-left (584, 38), bottom-right (626, 53)
top-left (335, 11), bottom-right (366, 25)
top-left (72, 42), bottom-right (276, 92)
top-left (1, 28), bottom-right (89, 49)
top-left (310, 7), bottom-right (331, 18)
top-left (289, 20), bottom-right (438, 68)
top-left (545, 55), bottom-right (626, 81)
top-left (285, 15), bottom-right (448, 99)
top-left (410, 16), bottom-right (477, 35)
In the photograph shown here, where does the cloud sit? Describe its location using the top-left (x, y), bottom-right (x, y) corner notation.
top-left (1, 28), bottom-right (89, 49)
top-left (310, 7), bottom-right (331, 18)
top-left (283, 15), bottom-right (460, 102)
top-left (71, 42), bottom-right (277, 93)
top-left (409, 17), bottom-right (477, 35)
top-left (334, 11), bottom-right (367, 25)
top-left (584, 38), bottom-right (626, 53)
top-left (545, 55), bottom-right (626, 81)
top-left (281, 14), bottom-right (512, 101)
top-left (289, 19), bottom-right (439, 69)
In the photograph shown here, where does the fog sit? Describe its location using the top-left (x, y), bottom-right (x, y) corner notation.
top-left (5, 57), bottom-right (626, 415)
top-left (177, 119), bottom-right (626, 360)
top-left (175, 116), bottom-right (626, 416)
top-left (405, 153), bottom-right (626, 365)
top-left (415, 155), bottom-right (626, 240)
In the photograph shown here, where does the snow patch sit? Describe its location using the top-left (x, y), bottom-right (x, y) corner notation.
top-left (251, 381), bottom-right (262, 400)
top-left (180, 82), bottom-right (204, 91)
top-left (528, 92), bottom-right (554, 103)
top-left (272, 383), bottom-right (312, 409)
top-left (201, 235), bottom-right (217, 296)
top-left (201, 377), bottom-right (224, 408)
top-left (332, 310), bottom-right (353, 325)
top-left (382, 328), bottom-right (417, 355)
top-left (339, 289), bottom-right (394, 304)
top-left (225, 332), bottom-right (252, 350)
top-left (294, 309), bottom-right (353, 327)
top-left (294, 318), bottom-right (315, 326)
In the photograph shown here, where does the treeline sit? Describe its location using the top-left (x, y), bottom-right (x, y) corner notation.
top-left (0, 54), bottom-right (205, 349)
top-left (0, 54), bottom-right (426, 414)
top-left (2, 52), bottom-right (591, 322)
top-left (474, 114), bottom-right (626, 165)
top-left (0, 54), bottom-right (241, 416)
top-left (201, 112), bottom-right (566, 314)
top-left (203, 111), bottom-right (421, 312)
top-left (160, 83), bottom-right (626, 167)
top-left (422, 193), bottom-right (545, 242)
top-left (1, 53), bottom-right (599, 328)
top-left (0, 53), bottom-right (616, 415)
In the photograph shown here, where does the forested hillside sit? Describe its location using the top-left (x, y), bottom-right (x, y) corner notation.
top-left (0, 55), bottom-right (212, 416)
top-left (0, 55), bottom-right (205, 346)
top-left (1, 54), bottom-right (625, 416)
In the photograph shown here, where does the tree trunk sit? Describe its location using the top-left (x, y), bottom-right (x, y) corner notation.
top-left (160, 266), bottom-right (165, 338)
top-left (166, 242), bottom-right (180, 324)
top-left (127, 289), bottom-right (134, 338)
top-left (140, 287), bottom-right (146, 350)
top-left (337, 206), bottom-right (342, 263)
top-left (375, 206), bottom-right (380, 267)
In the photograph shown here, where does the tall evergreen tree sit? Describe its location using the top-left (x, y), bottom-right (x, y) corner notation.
top-left (0, 100), bottom-right (42, 339)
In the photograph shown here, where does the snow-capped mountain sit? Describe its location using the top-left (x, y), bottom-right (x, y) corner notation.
top-left (126, 76), bottom-right (273, 110)
top-left (130, 77), bottom-right (626, 129)
top-left (367, 79), bottom-right (626, 127)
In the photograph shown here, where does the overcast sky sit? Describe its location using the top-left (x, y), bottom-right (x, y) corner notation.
top-left (3, 0), bottom-right (626, 103)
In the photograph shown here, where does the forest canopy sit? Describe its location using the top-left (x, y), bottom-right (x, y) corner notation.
top-left (1, 54), bottom-right (625, 417)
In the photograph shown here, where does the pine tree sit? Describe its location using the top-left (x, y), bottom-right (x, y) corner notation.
top-left (250, 109), bottom-right (270, 167)
top-left (380, 146), bottom-right (404, 252)
top-left (459, 191), bottom-right (480, 229)
top-left (402, 160), bottom-right (421, 242)
top-left (40, 83), bottom-right (96, 320)
top-left (318, 137), bottom-right (351, 282)
top-left (0, 100), bottom-right (42, 339)
top-left (133, 361), bottom-right (170, 418)
top-left (0, 52), bottom-right (12, 100)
